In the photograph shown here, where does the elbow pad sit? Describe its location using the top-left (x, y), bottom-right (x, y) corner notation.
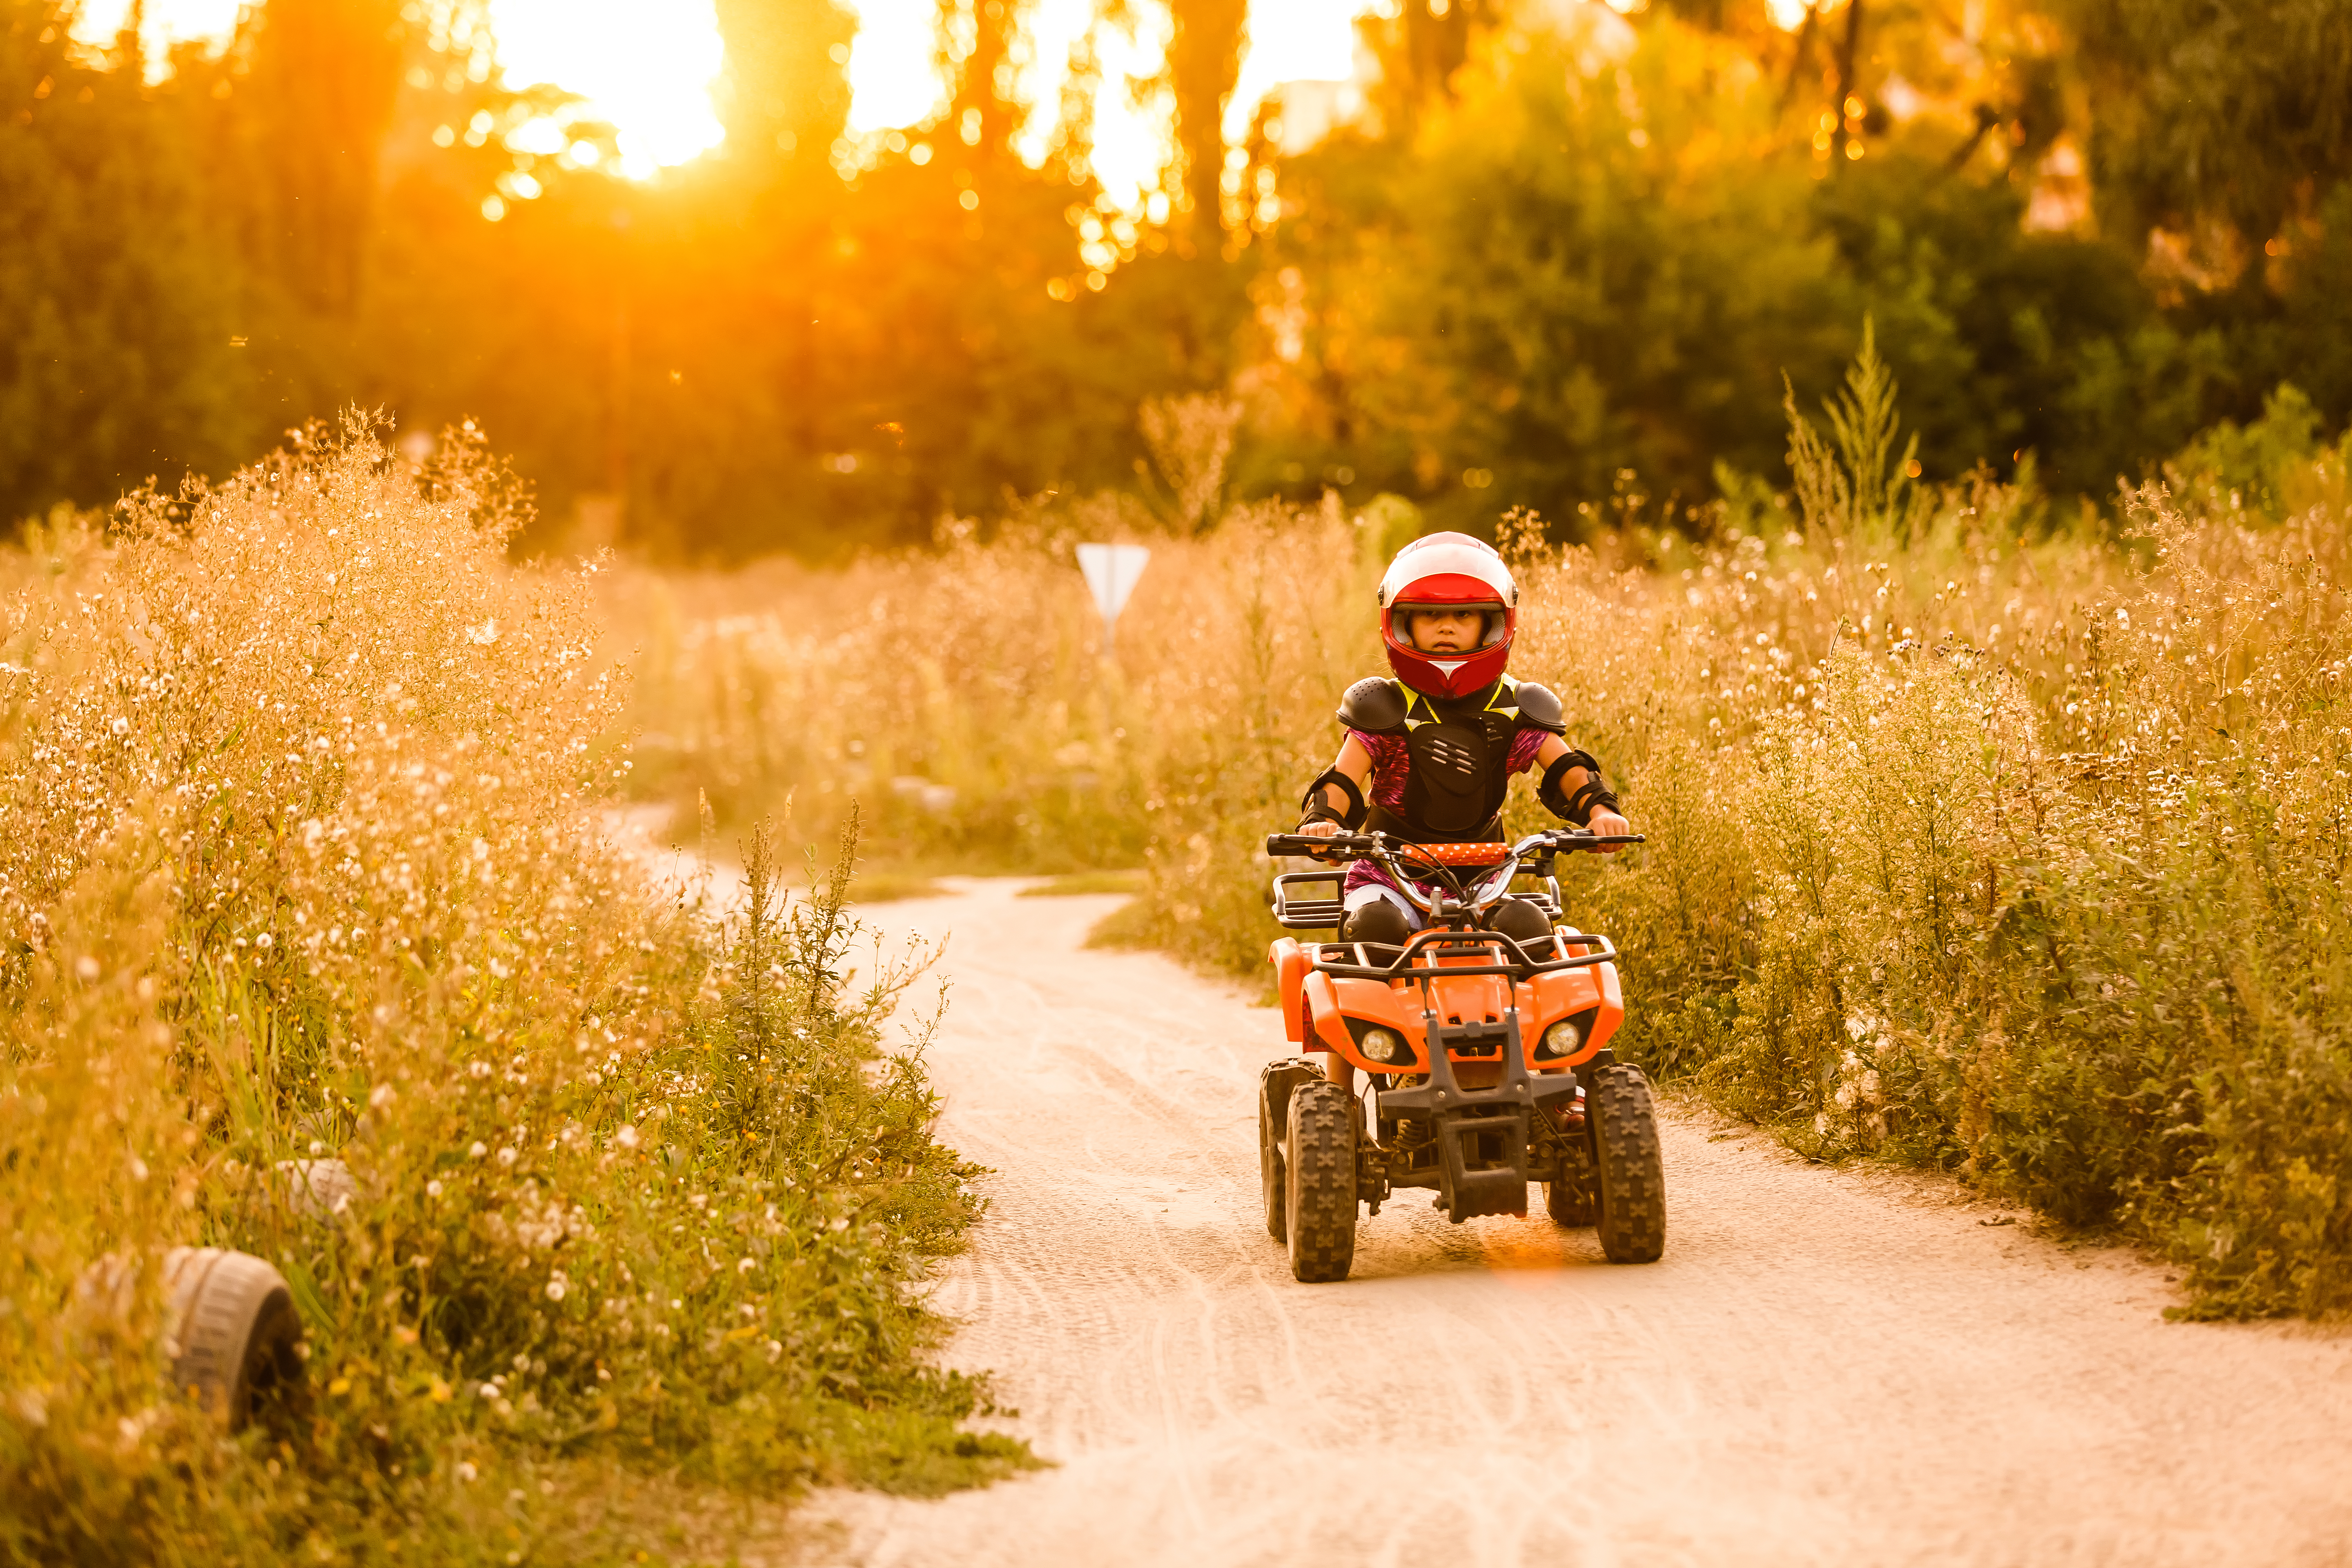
top-left (1299, 768), bottom-right (1368, 830)
top-left (1539, 750), bottom-right (1620, 826)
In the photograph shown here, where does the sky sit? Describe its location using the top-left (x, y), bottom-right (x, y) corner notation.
top-left (72, 0), bottom-right (1383, 186)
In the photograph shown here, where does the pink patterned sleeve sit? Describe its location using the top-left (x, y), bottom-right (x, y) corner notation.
top-left (1346, 729), bottom-right (1412, 811)
top-left (1506, 728), bottom-right (1550, 774)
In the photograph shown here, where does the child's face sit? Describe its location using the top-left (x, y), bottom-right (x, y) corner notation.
top-left (1406, 608), bottom-right (1485, 653)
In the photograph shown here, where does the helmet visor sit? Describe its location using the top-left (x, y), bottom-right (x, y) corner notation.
top-left (1389, 601), bottom-right (1508, 653)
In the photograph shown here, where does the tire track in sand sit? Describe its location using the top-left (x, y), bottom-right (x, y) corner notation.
top-left (776, 878), bottom-right (2352, 1568)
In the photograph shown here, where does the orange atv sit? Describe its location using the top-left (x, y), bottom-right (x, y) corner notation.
top-left (1258, 828), bottom-right (1666, 1283)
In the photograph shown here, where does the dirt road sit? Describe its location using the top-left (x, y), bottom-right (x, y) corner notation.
top-left (783, 879), bottom-right (2352, 1568)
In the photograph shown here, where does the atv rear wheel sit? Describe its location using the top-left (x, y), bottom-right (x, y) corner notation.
top-left (1259, 1075), bottom-right (1288, 1243)
top-left (1588, 1065), bottom-right (1666, 1263)
top-left (1285, 1082), bottom-right (1358, 1282)
top-left (1545, 1158), bottom-right (1597, 1227)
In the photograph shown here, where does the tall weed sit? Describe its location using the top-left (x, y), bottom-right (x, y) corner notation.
top-left (0, 421), bottom-right (1021, 1566)
top-left (639, 356), bottom-right (2352, 1319)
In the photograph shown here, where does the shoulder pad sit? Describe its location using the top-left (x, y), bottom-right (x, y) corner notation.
top-left (1511, 680), bottom-right (1566, 734)
top-left (1337, 677), bottom-right (1408, 735)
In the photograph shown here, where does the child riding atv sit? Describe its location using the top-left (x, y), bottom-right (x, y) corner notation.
top-left (1258, 532), bottom-right (1664, 1281)
top-left (1298, 532), bottom-right (1631, 1075)
top-left (1261, 533), bottom-right (1665, 1278)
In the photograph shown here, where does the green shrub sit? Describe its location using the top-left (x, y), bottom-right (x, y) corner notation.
top-left (644, 342), bottom-right (2352, 1322)
top-left (0, 423), bottom-right (1025, 1566)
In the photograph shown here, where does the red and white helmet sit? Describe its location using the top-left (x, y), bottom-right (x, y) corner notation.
top-left (1378, 532), bottom-right (1518, 698)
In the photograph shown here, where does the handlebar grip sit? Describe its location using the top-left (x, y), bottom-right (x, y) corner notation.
top-left (1265, 831), bottom-right (1372, 858)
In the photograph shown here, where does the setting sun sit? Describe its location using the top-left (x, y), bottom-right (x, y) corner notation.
top-left (74, 0), bottom-right (1370, 191)
top-left (75, 0), bottom-right (728, 177)
top-left (490, 0), bottom-right (727, 176)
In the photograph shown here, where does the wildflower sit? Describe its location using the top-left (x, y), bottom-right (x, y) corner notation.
top-left (456, 1460), bottom-right (477, 1482)
top-left (496, 1147), bottom-right (517, 1167)
top-left (615, 1124), bottom-right (639, 1150)
top-left (545, 1278), bottom-right (567, 1302)
top-left (369, 1083), bottom-right (396, 1109)
top-left (469, 1142), bottom-right (488, 1160)
top-left (426, 1179), bottom-right (443, 1198)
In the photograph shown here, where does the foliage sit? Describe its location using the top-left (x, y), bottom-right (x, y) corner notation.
top-left (16, 0), bottom-right (2352, 554)
top-left (0, 422), bottom-right (1023, 1565)
top-left (2163, 382), bottom-right (2345, 523)
top-left (1269, 15), bottom-right (1856, 528)
top-left (1809, 154), bottom-right (2227, 499)
top-left (650, 337), bottom-right (2352, 1320)
top-left (0, 8), bottom-right (258, 512)
top-left (2057, 0), bottom-right (2352, 244)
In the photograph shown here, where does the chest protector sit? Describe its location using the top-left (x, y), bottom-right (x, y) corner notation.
top-left (1337, 674), bottom-right (1565, 843)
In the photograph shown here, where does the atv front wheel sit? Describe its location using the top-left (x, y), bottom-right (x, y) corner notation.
top-left (1588, 1065), bottom-right (1666, 1263)
top-left (1285, 1081), bottom-right (1358, 1282)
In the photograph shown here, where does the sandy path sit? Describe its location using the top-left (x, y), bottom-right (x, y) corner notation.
top-left (771, 878), bottom-right (2352, 1568)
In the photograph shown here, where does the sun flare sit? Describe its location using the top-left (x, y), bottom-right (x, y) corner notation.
top-left (489, 0), bottom-right (728, 177)
top-left (75, 0), bottom-right (1370, 192)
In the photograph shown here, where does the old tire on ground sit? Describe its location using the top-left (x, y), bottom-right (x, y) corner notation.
top-left (1284, 1081), bottom-right (1358, 1283)
top-left (162, 1247), bottom-right (308, 1429)
top-left (1588, 1065), bottom-right (1667, 1263)
top-left (1259, 1073), bottom-right (1289, 1243)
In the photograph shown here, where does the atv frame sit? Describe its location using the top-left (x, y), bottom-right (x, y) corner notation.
top-left (1259, 829), bottom-right (1668, 1282)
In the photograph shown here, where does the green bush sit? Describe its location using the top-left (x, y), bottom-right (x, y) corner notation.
top-left (0, 424), bottom-right (1026, 1566)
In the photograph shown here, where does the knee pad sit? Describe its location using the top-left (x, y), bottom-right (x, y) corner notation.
top-left (1341, 898), bottom-right (1412, 948)
top-left (1488, 897), bottom-right (1552, 945)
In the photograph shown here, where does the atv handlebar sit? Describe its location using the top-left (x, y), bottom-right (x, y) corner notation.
top-left (1263, 829), bottom-right (1645, 861)
top-left (1264, 827), bottom-right (1644, 921)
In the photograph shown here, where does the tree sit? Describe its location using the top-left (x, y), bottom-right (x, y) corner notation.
top-left (235, 0), bottom-right (410, 314)
top-left (713, 0), bottom-right (855, 169)
top-left (0, 2), bottom-right (256, 517)
top-left (1166, 0), bottom-right (1246, 238)
top-left (2058, 0), bottom-right (2352, 247)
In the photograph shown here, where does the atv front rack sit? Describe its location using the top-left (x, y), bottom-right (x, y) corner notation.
top-left (1304, 925), bottom-right (1619, 982)
top-left (1270, 866), bottom-right (1566, 932)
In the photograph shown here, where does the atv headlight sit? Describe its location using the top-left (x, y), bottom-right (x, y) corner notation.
top-left (1537, 1017), bottom-right (1584, 1060)
top-left (1359, 1027), bottom-right (1402, 1064)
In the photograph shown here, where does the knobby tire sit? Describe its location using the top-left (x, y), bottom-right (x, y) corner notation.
top-left (1285, 1081), bottom-right (1358, 1282)
top-left (1589, 1065), bottom-right (1667, 1263)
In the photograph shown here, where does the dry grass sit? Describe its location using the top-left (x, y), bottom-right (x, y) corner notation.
top-left (0, 420), bottom-right (1024, 1566)
top-left (635, 341), bottom-right (2352, 1320)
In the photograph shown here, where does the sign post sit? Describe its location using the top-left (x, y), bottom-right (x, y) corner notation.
top-left (1076, 542), bottom-right (1151, 653)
